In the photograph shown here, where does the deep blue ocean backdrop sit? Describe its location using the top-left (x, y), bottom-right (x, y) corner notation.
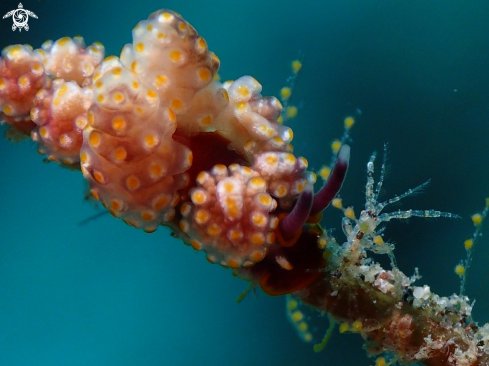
top-left (1, 0), bottom-right (489, 365)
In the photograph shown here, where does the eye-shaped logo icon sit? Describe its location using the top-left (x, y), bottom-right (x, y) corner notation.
top-left (3, 3), bottom-right (38, 32)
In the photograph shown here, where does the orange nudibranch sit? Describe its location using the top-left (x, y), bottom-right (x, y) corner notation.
top-left (0, 9), bottom-right (350, 291)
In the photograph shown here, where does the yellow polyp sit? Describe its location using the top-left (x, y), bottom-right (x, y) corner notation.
top-left (351, 320), bottom-right (362, 332)
top-left (373, 235), bottom-right (384, 245)
top-left (291, 311), bottom-right (303, 322)
top-left (280, 87), bottom-right (292, 100)
top-left (375, 357), bottom-right (387, 366)
top-left (286, 106), bottom-right (298, 119)
top-left (332, 198), bottom-right (343, 209)
top-left (297, 321), bottom-right (308, 332)
top-left (318, 166), bottom-right (331, 180)
top-left (287, 297), bottom-right (298, 311)
top-left (146, 24), bottom-right (153, 31)
top-left (147, 89), bottom-right (157, 99)
top-left (344, 116), bottom-right (355, 129)
top-left (464, 238), bottom-right (473, 250)
top-left (318, 237), bottom-right (327, 249)
top-left (345, 207), bottom-right (356, 219)
top-left (97, 94), bottom-right (105, 102)
top-left (277, 116), bottom-right (284, 124)
top-left (303, 333), bottom-right (313, 342)
top-left (331, 139), bottom-right (342, 153)
top-left (472, 213), bottom-right (483, 226)
top-left (291, 60), bottom-right (302, 73)
top-left (455, 264), bottom-right (465, 276)
top-left (339, 323), bottom-right (349, 333)
top-left (132, 81), bottom-right (139, 89)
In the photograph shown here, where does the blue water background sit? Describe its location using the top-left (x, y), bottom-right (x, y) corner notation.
top-left (1, 0), bottom-right (489, 365)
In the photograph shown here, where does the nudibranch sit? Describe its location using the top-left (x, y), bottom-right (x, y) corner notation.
top-left (0, 9), bottom-right (349, 296)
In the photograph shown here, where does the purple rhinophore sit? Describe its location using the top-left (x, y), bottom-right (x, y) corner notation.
top-left (310, 144), bottom-right (350, 216)
top-left (278, 184), bottom-right (314, 240)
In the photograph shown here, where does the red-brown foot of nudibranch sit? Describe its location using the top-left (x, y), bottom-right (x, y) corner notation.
top-left (235, 226), bottom-right (326, 296)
